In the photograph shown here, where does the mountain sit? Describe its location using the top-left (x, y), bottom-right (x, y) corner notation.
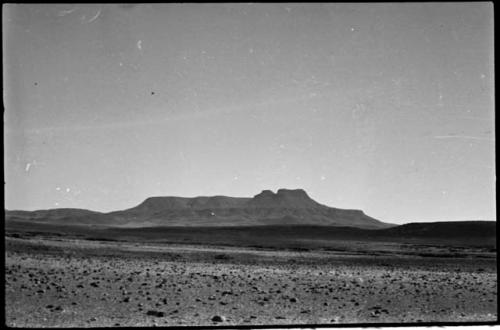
top-left (5, 208), bottom-right (111, 226)
top-left (6, 208), bottom-right (102, 219)
top-left (5, 188), bottom-right (393, 229)
top-left (247, 189), bottom-right (320, 208)
top-left (107, 189), bottom-right (392, 228)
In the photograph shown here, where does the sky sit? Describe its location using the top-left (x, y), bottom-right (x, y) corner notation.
top-left (3, 3), bottom-right (495, 224)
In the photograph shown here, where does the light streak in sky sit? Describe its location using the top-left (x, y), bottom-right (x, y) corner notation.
top-left (87, 9), bottom-right (101, 23)
top-left (57, 7), bottom-right (78, 17)
top-left (433, 135), bottom-right (494, 141)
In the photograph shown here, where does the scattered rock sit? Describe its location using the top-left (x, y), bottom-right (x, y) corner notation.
top-left (146, 310), bottom-right (165, 317)
top-left (211, 315), bottom-right (225, 322)
top-left (331, 316), bottom-right (341, 323)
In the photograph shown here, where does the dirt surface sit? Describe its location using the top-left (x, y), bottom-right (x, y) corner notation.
top-left (5, 236), bottom-right (497, 327)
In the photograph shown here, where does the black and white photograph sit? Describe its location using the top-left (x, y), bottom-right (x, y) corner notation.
top-left (3, 3), bottom-right (496, 327)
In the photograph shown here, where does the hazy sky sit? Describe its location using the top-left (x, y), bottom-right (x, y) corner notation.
top-left (3, 3), bottom-right (495, 223)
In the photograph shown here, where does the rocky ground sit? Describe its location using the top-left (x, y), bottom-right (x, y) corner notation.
top-left (5, 236), bottom-right (497, 327)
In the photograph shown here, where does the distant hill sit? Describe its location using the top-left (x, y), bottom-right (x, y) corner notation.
top-left (5, 208), bottom-right (111, 226)
top-left (5, 188), bottom-right (393, 229)
top-left (380, 221), bottom-right (496, 238)
top-left (6, 208), bottom-right (102, 219)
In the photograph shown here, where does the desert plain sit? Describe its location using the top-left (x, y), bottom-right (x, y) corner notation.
top-left (4, 228), bottom-right (497, 327)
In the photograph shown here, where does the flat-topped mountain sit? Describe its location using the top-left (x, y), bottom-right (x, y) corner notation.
top-left (6, 188), bottom-right (393, 229)
top-left (106, 189), bottom-right (391, 228)
top-left (248, 189), bottom-right (322, 208)
top-left (128, 195), bottom-right (250, 212)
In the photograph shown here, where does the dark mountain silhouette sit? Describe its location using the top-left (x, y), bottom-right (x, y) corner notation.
top-left (106, 188), bottom-right (391, 228)
top-left (6, 208), bottom-right (101, 219)
top-left (6, 188), bottom-right (393, 229)
top-left (5, 208), bottom-right (111, 226)
top-left (247, 189), bottom-right (320, 208)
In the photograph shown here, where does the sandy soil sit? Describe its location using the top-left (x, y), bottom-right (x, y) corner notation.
top-left (5, 237), bottom-right (497, 327)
